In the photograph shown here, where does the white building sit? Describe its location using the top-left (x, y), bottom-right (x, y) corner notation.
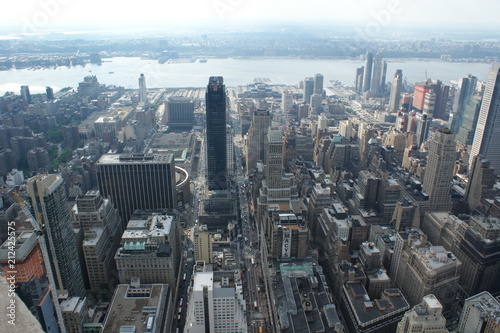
top-left (184, 271), bottom-right (247, 333)
top-left (396, 294), bottom-right (449, 333)
top-left (457, 291), bottom-right (500, 333)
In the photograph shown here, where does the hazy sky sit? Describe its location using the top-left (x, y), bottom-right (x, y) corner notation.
top-left (2, 0), bottom-right (500, 34)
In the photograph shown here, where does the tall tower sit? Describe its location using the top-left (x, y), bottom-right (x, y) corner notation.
top-left (457, 291), bottom-right (500, 333)
top-left (21, 85), bottom-right (32, 104)
top-left (138, 73), bottom-right (148, 104)
top-left (27, 174), bottom-right (86, 297)
top-left (464, 156), bottom-right (496, 211)
top-left (451, 74), bottom-right (478, 134)
top-left (205, 76), bottom-right (227, 191)
top-left (303, 77), bottom-right (314, 104)
top-left (355, 66), bottom-right (364, 94)
top-left (245, 109), bottom-right (271, 173)
top-left (314, 73), bottom-right (324, 95)
top-left (470, 63), bottom-right (500, 172)
top-left (389, 69), bottom-right (403, 112)
top-left (370, 52), bottom-right (383, 95)
top-left (422, 128), bottom-right (456, 212)
top-left (363, 51), bottom-right (373, 92)
top-left (96, 153), bottom-right (177, 227)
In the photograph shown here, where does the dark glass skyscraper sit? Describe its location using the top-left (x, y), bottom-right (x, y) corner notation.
top-left (206, 76), bottom-right (227, 191)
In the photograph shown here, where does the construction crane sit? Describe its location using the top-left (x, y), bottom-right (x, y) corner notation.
top-left (13, 192), bottom-right (67, 333)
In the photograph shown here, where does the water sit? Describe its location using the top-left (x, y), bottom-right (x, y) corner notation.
top-left (0, 57), bottom-right (492, 95)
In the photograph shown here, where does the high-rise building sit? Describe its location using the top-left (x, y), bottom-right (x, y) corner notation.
top-left (71, 191), bottom-right (123, 292)
top-left (355, 66), bottom-right (364, 94)
top-left (470, 63), bottom-right (500, 172)
top-left (370, 52), bottom-right (384, 95)
top-left (27, 174), bottom-right (86, 297)
top-left (194, 228), bottom-right (213, 263)
top-left (456, 93), bottom-right (482, 147)
top-left (96, 153), bottom-right (177, 226)
top-left (457, 291), bottom-right (500, 333)
top-left (45, 86), bottom-right (54, 100)
top-left (138, 73), bottom-right (148, 104)
top-left (281, 91), bottom-right (294, 113)
top-left (205, 76), bottom-right (227, 191)
top-left (163, 97), bottom-right (195, 129)
top-left (465, 156), bottom-right (496, 211)
top-left (451, 75), bottom-right (478, 134)
top-left (21, 85), bottom-right (32, 104)
top-left (422, 128), bottom-right (456, 212)
top-left (245, 109), bottom-right (271, 173)
top-left (115, 213), bottom-right (179, 286)
top-left (363, 51), bottom-right (374, 92)
top-left (184, 271), bottom-right (247, 333)
top-left (314, 73), bottom-right (324, 95)
top-left (396, 294), bottom-right (449, 333)
top-left (389, 70), bottom-right (403, 112)
top-left (412, 80), bottom-right (450, 120)
top-left (303, 77), bottom-right (314, 104)
top-left (391, 228), bottom-right (461, 316)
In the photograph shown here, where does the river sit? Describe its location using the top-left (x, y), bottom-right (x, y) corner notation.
top-left (0, 57), bottom-right (493, 94)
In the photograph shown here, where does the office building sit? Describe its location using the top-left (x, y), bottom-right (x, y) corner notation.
top-left (391, 229), bottom-right (461, 316)
top-left (355, 67), bottom-right (364, 94)
top-left (412, 80), bottom-right (449, 120)
top-left (282, 91), bottom-right (294, 113)
top-left (96, 153), bottom-right (177, 227)
top-left (194, 227), bottom-right (213, 264)
top-left (465, 156), bottom-right (496, 211)
top-left (370, 52), bottom-right (384, 96)
top-left (457, 291), bottom-right (500, 333)
top-left (21, 85), bottom-right (32, 104)
top-left (363, 51), bottom-right (374, 92)
top-left (245, 109), bottom-right (271, 173)
top-left (314, 73), bottom-right (324, 94)
top-left (451, 74), bottom-right (478, 134)
top-left (422, 128), bottom-right (456, 212)
top-left (307, 184), bottom-right (332, 239)
top-left (205, 76), bottom-right (227, 191)
top-left (270, 212), bottom-right (308, 259)
top-left (340, 283), bottom-right (409, 333)
top-left (115, 213), bottom-right (179, 286)
top-left (27, 174), bottom-right (86, 297)
top-left (271, 261), bottom-right (343, 333)
top-left (163, 97), bottom-right (195, 129)
top-left (389, 70), bottom-right (403, 112)
top-left (139, 73), bottom-right (148, 104)
top-left (60, 297), bottom-right (89, 333)
top-left (77, 76), bottom-right (100, 99)
top-left (470, 63), bottom-right (500, 172)
top-left (421, 213), bottom-right (500, 298)
top-left (396, 294), bottom-right (448, 333)
top-left (103, 282), bottom-right (174, 333)
top-left (45, 86), bottom-right (54, 100)
top-left (304, 77), bottom-right (314, 104)
top-left (184, 271), bottom-right (247, 333)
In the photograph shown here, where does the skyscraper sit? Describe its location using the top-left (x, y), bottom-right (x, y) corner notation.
top-left (363, 51), bottom-right (374, 92)
top-left (27, 174), bottom-right (86, 297)
top-left (465, 156), bottom-right (496, 211)
top-left (314, 73), bottom-right (324, 95)
top-left (163, 97), bottom-right (195, 129)
top-left (422, 128), bottom-right (456, 212)
top-left (450, 74), bottom-right (478, 134)
top-left (355, 66), bottom-right (364, 94)
top-left (389, 70), bottom-right (403, 112)
top-left (470, 63), bottom-right (500, 172)
top-left (138, 73), bottom-right (148, 103)
top-left (370, 52), bottom-right (384, 95)
top-left (303, 77), bottom-right (314, 104)
top-left (21, 85), bottom-right (32, 104)
top-left (205, 76), bottom-right (227, 191)
top-left (246, 109), bottom-right (271, 173)
top-left (457, 291), bottom-right (500, 333)
top-left (96, 153), bottom-right (177, 227)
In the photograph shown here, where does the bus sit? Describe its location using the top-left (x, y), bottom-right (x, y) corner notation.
top-left (258, 326), bottom-right (264, 333)
top-left (254, 301), bottom-right (258, 309)
top-left (250, 257), bottom-right (255, 265)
